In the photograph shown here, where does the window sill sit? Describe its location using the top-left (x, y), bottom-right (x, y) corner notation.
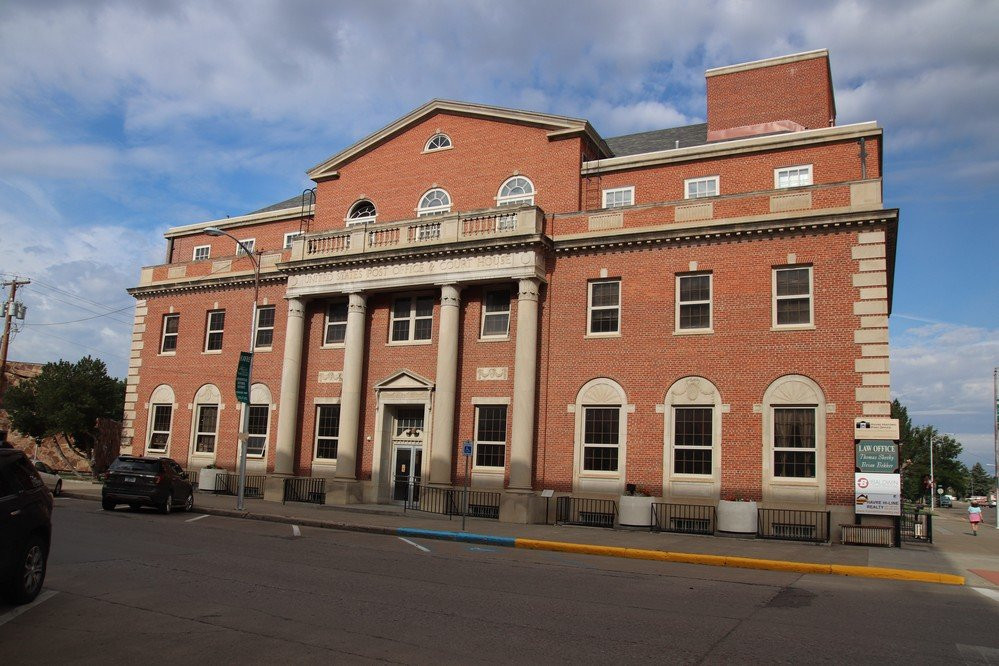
top-left (584, 332), bottom-right (621, 339)
top-left (478, 336), bottom-right (510, 343)
top-left (422, 145), bottom-right (454, 155)
top-left (158, 351), bottom-right (176, 357)
top-left (579, 470), bottom-right (622, 478)
top-left (386, 339), bottom-right (433, 347)
top-left (253, 347), bottom-right (273, 353)
top-left (191, 452), bottom-right (215, 458)
top-left (472, 466), bottom-right (504, 474)
top-left (312, 459), bottom-right (338, 466)
top-left (202, 350), bottom-right (223, 355)
top-left (321, 343), bottom-right (346, 350)
top-left (770, 324), bottom-right (815, 332)
top-left (673, 328), bottom-right (714, 336)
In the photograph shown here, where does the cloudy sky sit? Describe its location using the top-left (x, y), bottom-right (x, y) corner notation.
top-left (1, 0), bottom-right (996, 469)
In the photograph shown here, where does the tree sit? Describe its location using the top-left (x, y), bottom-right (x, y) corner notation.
top-left (4, 357), bottom-right (124, 461)
top-left (893, 400), bottom-right (968, 501)
top-left (969, 463), bottom-right (991, 498)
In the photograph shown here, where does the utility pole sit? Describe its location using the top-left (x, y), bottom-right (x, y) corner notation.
top-left (0, 278), bottom-right (30, 406)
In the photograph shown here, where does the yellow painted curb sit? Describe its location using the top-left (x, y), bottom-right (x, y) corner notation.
top-left (513, 538), bottom-right (964, 585)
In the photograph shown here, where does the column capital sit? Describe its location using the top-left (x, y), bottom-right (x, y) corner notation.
top-left (439, 283), bottom-right (462, 308)
top-left (347, 291), bottom-right (367, 313)
top-left (517, 277), bottom-right (541, 302)
top-left (286, 297), bottom-right (305, 318)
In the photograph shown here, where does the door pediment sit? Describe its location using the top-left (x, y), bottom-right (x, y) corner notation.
top-left (374, 369), bottom-right (435, 393)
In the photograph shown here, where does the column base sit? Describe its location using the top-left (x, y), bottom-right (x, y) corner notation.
top-left (325, 479), bottom-right (364, 505)
top-left (499, 489), bottom-right (547, 524)
top-left (263, 474), bottom-right (291, 503)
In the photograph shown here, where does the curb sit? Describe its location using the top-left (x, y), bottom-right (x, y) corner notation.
top-left (63, 491), bottom-right (965, 586)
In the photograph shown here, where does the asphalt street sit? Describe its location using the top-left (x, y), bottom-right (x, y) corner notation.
top-left (2, 497), bottom-right (998, 664)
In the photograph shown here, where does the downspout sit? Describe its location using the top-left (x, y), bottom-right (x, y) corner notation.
top-left (858, 137), bottom-right (868, 180)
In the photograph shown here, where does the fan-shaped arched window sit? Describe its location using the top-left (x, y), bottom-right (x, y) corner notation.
top-left (425, 133), bottom-right (452, 152)
top-left (417, 188), bottom-right (451, 217)
top-left (497, 176), bottom-right (535, 206)
top-left (346, 200), bottom-right (377, 226)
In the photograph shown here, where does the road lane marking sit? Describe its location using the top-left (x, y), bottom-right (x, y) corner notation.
top-left (0, 590), bottom-right (58, 628)
top-left (971, 587), bottom-right (999, 604)
top-left (185, 514), bottom-right (209, 523)
top-left (399, 537), bottom-right (430, 553)
top-left (292, 525), bottom-right (301, 538)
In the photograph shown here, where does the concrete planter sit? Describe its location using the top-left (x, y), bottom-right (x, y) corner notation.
top-left (717, 500), bottom-right (758, 534)
top-left (618, 495), bottom-right (654, 527)
top-left (198, 468), bottom-right (224, 492)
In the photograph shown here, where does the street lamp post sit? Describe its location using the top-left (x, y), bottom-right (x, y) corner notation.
top-left (928, 430), bottom-right (936, 512)
top-left (205, 226), bottom-right (259, 511)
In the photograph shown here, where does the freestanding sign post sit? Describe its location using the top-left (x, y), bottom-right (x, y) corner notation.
top-left (461, 440), bottom-right (472, 532)
top-left (853, 419), bottom-right (902, 540)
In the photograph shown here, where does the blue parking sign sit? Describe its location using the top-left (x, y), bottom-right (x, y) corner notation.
top-left (462, 440), bottom-right (473, 456)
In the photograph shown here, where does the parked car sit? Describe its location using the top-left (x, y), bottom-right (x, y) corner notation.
top-left (938, 495), bottom-right (952, 508)
top-left (32, 460), bottom-right (62, 497)
top-left (102, 456), bottom-right (194, 514)
top-left (0, 448), bottom-right (53, 604)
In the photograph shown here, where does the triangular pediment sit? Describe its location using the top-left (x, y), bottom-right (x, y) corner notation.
top-left (374, 369), bottom-right (435, 392)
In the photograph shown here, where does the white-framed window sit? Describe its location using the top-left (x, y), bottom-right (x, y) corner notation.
top-left (417, 188), bottom-right (451, 217)
top-left (664, 376), bottom-right (722, 492)
top-left (573, 378), bottom-right (628, 493)
top-left (254, 306), bottom-right (275, 348)
top-left (160, 314), bottom-right (179, 353)
top-left (772, 407), bottom-right (816, 478)
top-left (496, 176), bottom-right (535, 206)
top-left (193, 245), bottom-right (211, 261)
top-left (673, 406), bottom-right (713, 475)
top-left (246, 404), bottom-right (269, 457)
top-left (204, 310), bottom-right (225, 352)
top-left (676, 273), bottom-right (712, 331)
top-left (775, 165), bottom-right (813, 189)
top-left (761, 375), bottom-right (826, 503)
top-left (685, 176), bottom-right (719, 199)
top-left (588, 279), bottom-right (620, 335)
top-left (390, 295), bottom-right (434, 342)
top-left (602, 186), bottom-right (634, 208)
top-left (314, 405), bottom-right (340, 460)
top-left (346, 200), bottom-right (377, 226)
top-left (773, 266), bottom-right (813, 327)
top-left (583, 407), bottom-right (620, 472)
top-left (474, 405), bottom-right (507, 469)
top-left (324, 301), bottom-right (348, 345)
top-left (424, 133), bottom-right (452, 152)
top-left (236, 238), bottom-right (255, 256)
top-left (147, 404), bottom-right (172, 453)
top-left (481, 289), bottom-right (511, 338)
top-left (283, 232), bottom-right (302, 250)
top-left (193, 404), bottom-right (218, 454)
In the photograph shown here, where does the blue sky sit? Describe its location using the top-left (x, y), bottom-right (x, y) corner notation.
top-left (1, 0), bottom-right (996, 469)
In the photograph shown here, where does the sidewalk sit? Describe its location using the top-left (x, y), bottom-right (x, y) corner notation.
top-left (61, 480), bottom-right (999, 588)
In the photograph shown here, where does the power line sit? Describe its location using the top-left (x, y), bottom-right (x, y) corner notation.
top-left (23, 305), bottom-right (135, 326)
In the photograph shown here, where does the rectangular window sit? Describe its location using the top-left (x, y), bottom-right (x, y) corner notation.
top-left (283, 232), bottom-right (302, 250)
top-left (582, 406), bottom-right (619, 472)
top-left (390, 296), bottom-right (434, 342)
top-left (673, 407), bottom-right (712, 475)
top-left (474, 405), bottom-right (507, 468)
top-left (160, 314), bottom-right (179, 353)
top-left (775, 165), bottom-right (813, 189)
top-left (194, 405), bottom-right (218, 454)
top-left (774, 266), bottom-right (813, 327)
top-left (255, 306), bottom-right (275, 348)
top-left (315, 405), bottom-right (340, 460)
top-left (147, 404), bottom-right (172, 453)
top-left (204, 310), bottom-right (225, 352)
top-left (676, 273), bottom-right (712, 331)
top-left (588, 280), bottom-right (620, 335)
top-left (236, 238), bottom-right (255, 256)
top-left (602, 186), bottom-right (634, 208)
top-left (773, 408), bottom-right (816, 478)
top-left (246, 404), bottom-right (269, 457)
top-left (685, 176), bottom-right (719, 199)
top-left (481, 289), bottom-right (511, 338)
top-left (193, 245), bottom-right (211, 261)
top-left (324, 301), bottom-right (348, 345)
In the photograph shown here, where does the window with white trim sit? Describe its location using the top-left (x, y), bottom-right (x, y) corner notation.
top-left (283, 232), bottom-right (302, 250)
top-left (390, 296), bottom-right (434, 342)
top-left (772, 407), bottom-right (816, 478)
top-left (676, 273), bottom-right (711, 331)
top-left (315, 405), bottom-right (340, 460)
top-left (481, 289), bottom-right (511, 338)
top-left (583, 407), bottom-right (620, 471)
top-left (474, 405), bottom-right (507, 468)
top-left (346, 200), bottom-right (377, 225)
top-left (193, 245), bottom-right (211, 261)
top-left (588, 279), bottom-right (620, 335)
top-left (602, 186), bottom-right (634, 208)
top-left (775, 165), bottom-right (813, 189)
top-left (425, 133), bottom-right (452, 151)
top-left (236, 238), bottom-right (255, 256)
top-left (685, 176), bottom-right (719, 199)
top-left (324, 301), bottom-right (348, 345)
top-left (160, 314), bottom-right (179, 353)
top-left (496, 176), bottom-right (535, 206)
top-left (246, 404), bottom-right (269, 457)
top-left (773, 266), bottom-right (813, 327)
top-left (673, 406), bottom-right (712, 474)
top-left (147, 404), bottom-right (172, 453)
top-left (193, 404), bottom-right (218, 454)
top-left (255, 306), bottom-right (275, 348)
top-left (204, 310), bottom-right (225, 352)
top-left (417, 188), bottom-right (451, 217)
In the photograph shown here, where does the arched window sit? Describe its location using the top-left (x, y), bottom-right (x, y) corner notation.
top-left (346, 199), bottom-right (377, 226)
top-left (424, 133), bottom-right (452, 152)
top-left (762, 374), bottom-right (827, 505)
top-left (241, 383), bottom-right (273, 461)
top-left (191, 384), bottom-right (221, 459)
top-left (146, 385), bottom-right (175, 455)
top-left (417, 188), bottom-right (451, 217)
top-left (663, 377), bottom-right (722, 500)
top-left (496, 176), bottom-right (535, 206)
top-left (572, 378), bottom-right (630, 494)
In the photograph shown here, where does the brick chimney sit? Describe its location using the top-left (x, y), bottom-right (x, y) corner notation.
top-left (705, 49), bottom-right (836, 142)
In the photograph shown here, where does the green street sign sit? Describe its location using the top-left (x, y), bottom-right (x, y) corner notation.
top-left (235, 352), bottom-right (253, 404)
top-left (856, 440), bottom-right (898, 473)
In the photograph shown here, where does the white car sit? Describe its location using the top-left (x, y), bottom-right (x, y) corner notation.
top-left (32, 460), bottom-right (62, 496)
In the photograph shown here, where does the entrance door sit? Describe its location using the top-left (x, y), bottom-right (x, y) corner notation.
top-left (390, 407), bottom-right (424, 503)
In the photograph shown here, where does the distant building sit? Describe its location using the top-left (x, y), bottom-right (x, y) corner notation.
top-left (125, 49), bottom-right (897, 529)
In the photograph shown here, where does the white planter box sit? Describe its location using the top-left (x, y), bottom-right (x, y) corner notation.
top-left (198, 468), bottom-right (224, 492)
top-left (618, 495), bottom-right (654, 527)
top-left (717, 500), bottom-right (758, 533)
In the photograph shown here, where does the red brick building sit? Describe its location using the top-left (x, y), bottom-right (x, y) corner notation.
top-left (125, 49), bottom-right (897, 530)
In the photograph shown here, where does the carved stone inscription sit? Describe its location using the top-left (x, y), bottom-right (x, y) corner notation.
top-left (318, 371), bottom-right (343, 384)
top-left (477, 367), bottom-right (509, 381)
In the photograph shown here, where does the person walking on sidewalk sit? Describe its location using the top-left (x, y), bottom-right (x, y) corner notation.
top-left (968, 501), bottom-right (983, 535)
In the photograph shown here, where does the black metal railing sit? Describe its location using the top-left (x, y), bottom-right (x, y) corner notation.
top-left (283, 477), bottom-right (326, 505)
top-left (213, 473), bottom-right (266, 498)
top-left (651, 503), bottom-right (716, 535)
top-left (404, 483), bottom-right (501, 520)
top-left (900, 510), bottom-right (932, 543)
top-left (555, 497), bottom-right (617, 528)
top-left (756, 508), bottom-right (831, 543)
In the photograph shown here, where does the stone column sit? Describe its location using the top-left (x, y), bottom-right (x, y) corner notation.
top-left (429, 284), bottom-right (461, 485)
top-left (273, 297), bottom-right (306, 476)
top-left (335, 292), bottom-right (367, 481)
top-left (508, 278), bottom-right (540, 490)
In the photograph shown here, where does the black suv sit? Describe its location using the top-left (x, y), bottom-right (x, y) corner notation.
top-left (102, 456), bottom-right (194, 514)
top-left (0, 448), bottom-right (53, 604)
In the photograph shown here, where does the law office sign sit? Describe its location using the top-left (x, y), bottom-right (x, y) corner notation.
top-left (855, 473), bottom-right (901, 516)
top-left (856, 440), bottom-right (899, 473)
